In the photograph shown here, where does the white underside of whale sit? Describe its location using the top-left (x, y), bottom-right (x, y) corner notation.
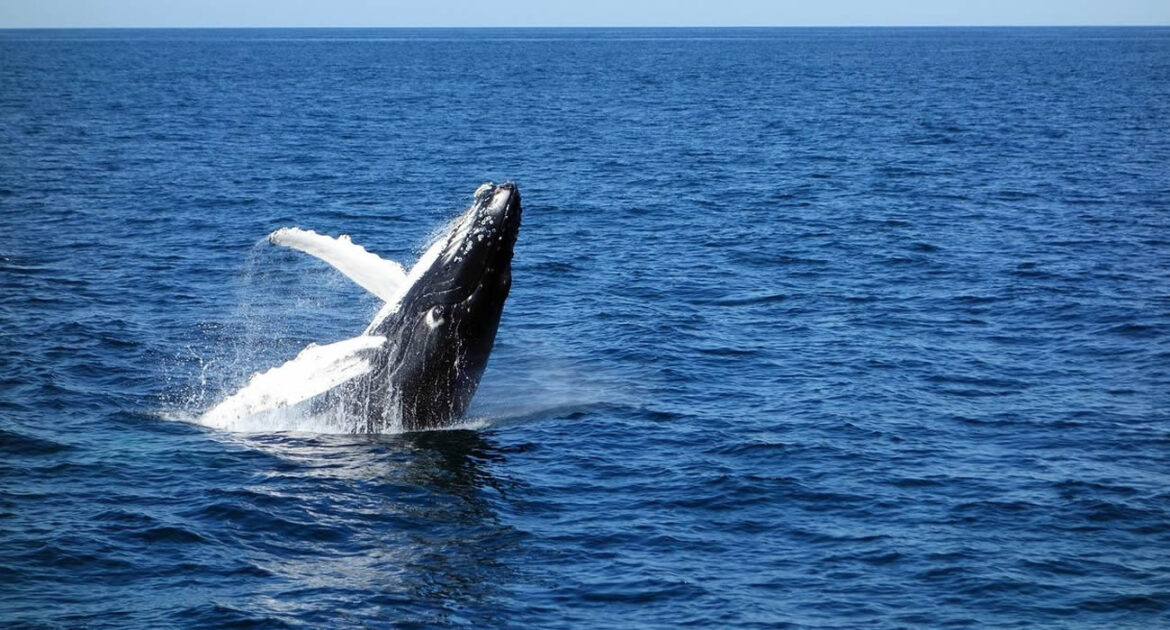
top-left (198, 334), bottom-right (387, 430)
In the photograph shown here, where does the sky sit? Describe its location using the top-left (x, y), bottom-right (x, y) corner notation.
top-left (1, 0), bottom-right (1168, 28)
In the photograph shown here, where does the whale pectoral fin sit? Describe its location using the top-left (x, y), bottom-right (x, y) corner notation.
top-left (199, 335), bottom-right (386, 428)
top-left (269, 227), bottom-right (407, 303)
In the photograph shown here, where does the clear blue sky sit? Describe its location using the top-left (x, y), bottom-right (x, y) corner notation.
top-left (1, 0), bottom-right (1168, 28)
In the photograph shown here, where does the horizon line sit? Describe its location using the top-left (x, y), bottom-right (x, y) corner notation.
top-left (2, 24), bottom-right (1169, 30)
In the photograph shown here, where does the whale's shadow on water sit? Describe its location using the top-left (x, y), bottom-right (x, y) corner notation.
top-left (375, 430), bottom-right (525, 616)
top-left (220, 427), bottom-right (526, 624)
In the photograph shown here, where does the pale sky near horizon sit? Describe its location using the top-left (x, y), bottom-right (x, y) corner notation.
top-left (1, 0), bottom-right (1168, 28)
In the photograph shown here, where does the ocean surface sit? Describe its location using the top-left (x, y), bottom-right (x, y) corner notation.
top-left (2, 27), bottom-right (1169, 628)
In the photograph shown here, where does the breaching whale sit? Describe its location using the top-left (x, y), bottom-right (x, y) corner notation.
top-left (200, 182), bottom-right (522, 433)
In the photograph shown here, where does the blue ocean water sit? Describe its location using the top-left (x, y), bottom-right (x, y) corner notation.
top-left (2, 26), bottom-right (1169, 628)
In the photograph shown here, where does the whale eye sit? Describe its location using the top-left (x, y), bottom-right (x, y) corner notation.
top-left (425, 306), bottom-right (445, 329)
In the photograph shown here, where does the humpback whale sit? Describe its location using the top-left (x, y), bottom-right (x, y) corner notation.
top-left (201, 182), bottom-right (522, 433)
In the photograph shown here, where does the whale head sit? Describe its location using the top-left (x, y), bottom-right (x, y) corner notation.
top-left (370, 182), bottom-right (522, 430)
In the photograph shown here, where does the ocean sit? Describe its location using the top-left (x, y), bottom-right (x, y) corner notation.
top-left (1, 27), bottom-right (1168, 628)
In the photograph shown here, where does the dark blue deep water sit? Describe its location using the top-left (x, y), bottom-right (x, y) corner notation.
top-left (2, 27), bottom-right (1170, 628)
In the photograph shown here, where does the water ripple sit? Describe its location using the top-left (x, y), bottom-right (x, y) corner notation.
top-left (2, 26), bottom-right (1169, 629)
